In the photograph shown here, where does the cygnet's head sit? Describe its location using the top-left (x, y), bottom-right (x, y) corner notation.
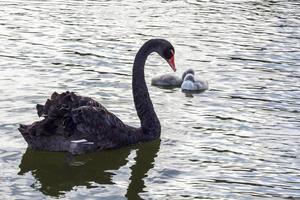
top-left (183, 74), bottom-right (195, 82)
top-left (182, 69), bottom-right (195, 80)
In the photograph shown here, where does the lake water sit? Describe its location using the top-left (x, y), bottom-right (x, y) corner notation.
top-left (0, 0), bottom-right (300, 199)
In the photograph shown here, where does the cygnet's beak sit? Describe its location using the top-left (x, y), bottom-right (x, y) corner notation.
top-left (168, 56), bottom-right (176, 72)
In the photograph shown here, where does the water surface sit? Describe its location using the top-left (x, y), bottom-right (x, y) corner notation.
top-left (0, 0), bottom-right (300, 199)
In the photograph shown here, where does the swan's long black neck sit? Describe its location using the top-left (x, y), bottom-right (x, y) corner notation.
top-left (132, 40), bottom-right (161, 139)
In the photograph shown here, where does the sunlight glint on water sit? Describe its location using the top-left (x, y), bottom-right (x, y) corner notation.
top-left (0, 0), bottom-right (300, 199)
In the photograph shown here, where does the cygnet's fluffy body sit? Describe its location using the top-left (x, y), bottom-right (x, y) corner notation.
top-left (151, 74), bottom-right (182, 87)
top-left (152, 68), bottom-right (208, 92)
top-left (181, 74), bottom-right (208, 92)
top-left (151, 69), bottom-right (195, 87)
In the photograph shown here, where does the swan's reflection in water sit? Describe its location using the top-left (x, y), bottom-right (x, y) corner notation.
top-left (18, 140), bottom-right (160, 198)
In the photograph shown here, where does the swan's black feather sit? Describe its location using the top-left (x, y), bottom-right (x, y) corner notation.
top-left (19, 91), bottom-right (133, 153)
top-left (39, 91), bottom-right (104, 118)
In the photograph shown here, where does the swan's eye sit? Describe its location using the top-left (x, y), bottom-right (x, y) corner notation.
top-left (164, 48), bottom-right (174, 60)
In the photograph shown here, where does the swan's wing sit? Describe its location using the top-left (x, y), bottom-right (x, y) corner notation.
top-left (25, 91), bottom-right (110, 137)
top-left (65, 106), bottom-right (129, 150)
top-left (68, 106), bottom-right (125, 135)
top-left (19, 103), bottom-right (127, 152)
top-left (36, 91), bottom-right (105, 117)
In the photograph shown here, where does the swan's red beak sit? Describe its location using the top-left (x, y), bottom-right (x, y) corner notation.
top-left (168, 56), bottom-right (176, 72)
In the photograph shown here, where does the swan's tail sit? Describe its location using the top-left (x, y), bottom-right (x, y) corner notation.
top-left (18, 124), bottom-right (32, 146)
top-left (18, 122), bottom-right (72, 151)
top-left (18, 124), bottom-right (28, 135)
top-left (36, 104), bottom-right (45, 117)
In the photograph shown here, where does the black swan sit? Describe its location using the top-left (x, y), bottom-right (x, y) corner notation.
top-left (151, 68), bottom-right (194, 87)
top-left (18, 39), bottom-right (176, 154)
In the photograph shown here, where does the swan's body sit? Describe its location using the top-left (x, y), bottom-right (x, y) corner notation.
top-left (18, 39), bottom-right (176, 154)
top-left (181, 74), bottom-right (208, 92)
top-left (151, 68), bottom-right (195, 87)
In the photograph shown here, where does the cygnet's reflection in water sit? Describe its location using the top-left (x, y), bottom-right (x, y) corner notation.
top-left (18, 140), bottom-right (160, 198)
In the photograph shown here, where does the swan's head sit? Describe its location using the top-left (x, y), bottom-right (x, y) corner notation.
top-left (182, 69), bottom-right (195, 80)
top-left (183, 74), bottom-right (195, 82)
top-left (155, 39), bottom-right (176, 72)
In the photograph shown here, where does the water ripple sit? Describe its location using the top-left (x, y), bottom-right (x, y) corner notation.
top-left (0, 0), bottom-right (300, 199)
